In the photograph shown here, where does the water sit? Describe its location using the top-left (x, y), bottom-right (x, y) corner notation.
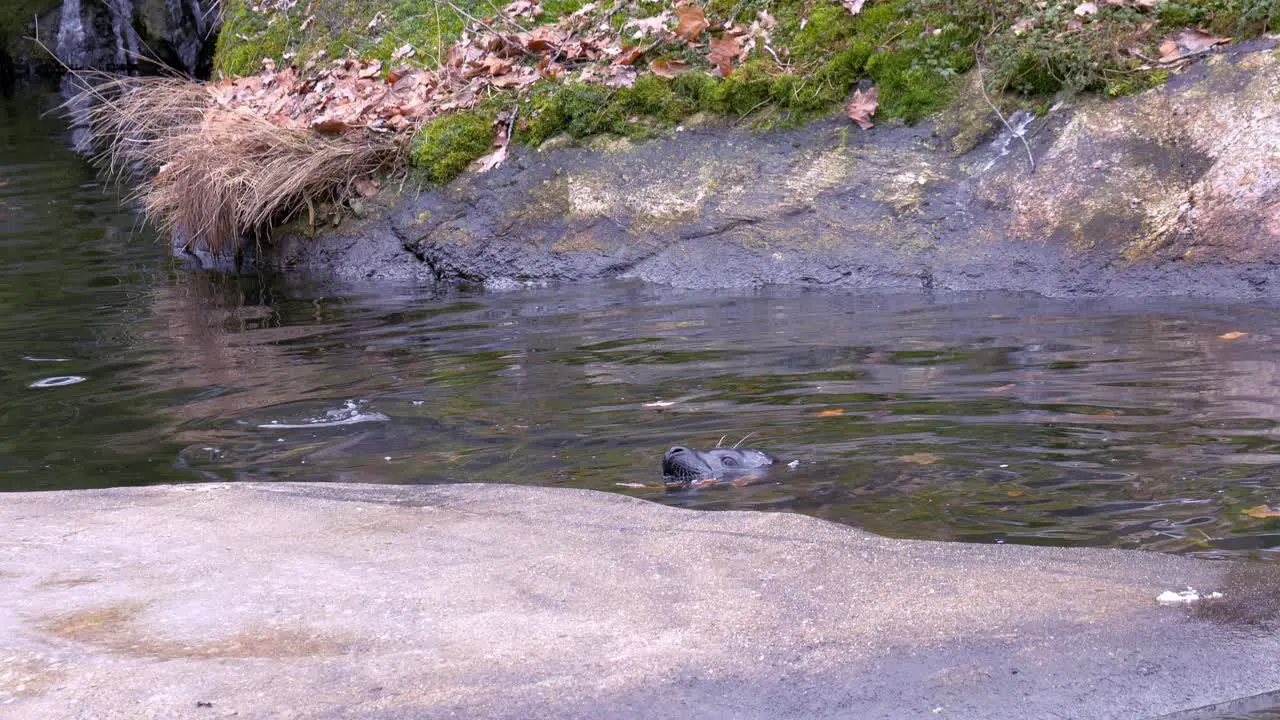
top-left (7, 89), bottom-right (1280, 560)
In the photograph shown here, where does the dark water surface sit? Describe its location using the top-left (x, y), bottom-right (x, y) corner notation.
top-left (8, 90), bottom-right (1280, 560)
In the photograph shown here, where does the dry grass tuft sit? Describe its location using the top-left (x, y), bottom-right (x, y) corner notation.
top-left (65, 72), bottom-right (403, 255)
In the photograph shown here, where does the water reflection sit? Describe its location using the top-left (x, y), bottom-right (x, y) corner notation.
top-left (8, 88), bottom-right (1280, 559)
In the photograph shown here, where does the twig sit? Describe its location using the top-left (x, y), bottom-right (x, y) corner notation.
top-left (443, 0), bottom-right (535, 58)
top-left (482, 0), bottom-right (532, 34)
top-left (975, 48), bottom-right (1035, 173)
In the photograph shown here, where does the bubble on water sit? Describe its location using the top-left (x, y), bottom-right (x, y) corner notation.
top-left (29, 376), bottom-right (86, 388)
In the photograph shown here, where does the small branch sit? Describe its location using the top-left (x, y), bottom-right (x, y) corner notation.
top-left (443, 0), bottom-right (535, 58)
top-left (975, 48), bottom-right (1035, 173)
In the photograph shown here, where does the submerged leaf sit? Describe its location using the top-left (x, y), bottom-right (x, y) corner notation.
top-left (899, 453), bottom-right (941, 465)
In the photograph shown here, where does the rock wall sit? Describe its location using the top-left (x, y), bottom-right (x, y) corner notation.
top-left (263, 43), bottom-right (1280, 296)
top-left (10, 0), bottom-right (217, 77)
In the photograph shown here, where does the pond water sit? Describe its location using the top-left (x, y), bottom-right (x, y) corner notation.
top-left (7, 88), bottom-right (1280, 560)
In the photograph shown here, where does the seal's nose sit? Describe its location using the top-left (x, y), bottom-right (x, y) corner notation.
top-left (664, 446), bottom-right (689, 461)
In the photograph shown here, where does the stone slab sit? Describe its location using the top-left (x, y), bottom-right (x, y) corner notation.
top-left (2, 483), bottom-right (1279, 719)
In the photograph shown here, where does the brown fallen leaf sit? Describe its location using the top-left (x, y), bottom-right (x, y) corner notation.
top-left (1245, 505), bottom-right (1280, 519)
top-left (708, 34), bottom-right (741, 76)
top-left (1218, 331), bottom-right (1248, 340)
top-left (310, 117), bottom-right (350, 134)
top-left (601, 65), bottom-right (637, 89)
top-left (650, 59), bottom-right (692, 78)
top-left (1007, 489), bottom-right (1025, 497)
top-left (353, 177), bottom-right (380, 197)
top-left (614, 45), bottom-right (647, 66)
top-left (985, 383), bottom-right (1017, 393)
top-left (842, 0), bottom-right (866, 14)
top-left (846, 86), bottom-right (878, 129)
top-left (899, 452), bottom-right (941, 465)
top-left (623, 13), bottom-right (671, 39)
top-left (504, 0), bottom-right (538, 17)
top-left (474, 144), bottom-right (509, 173)
top-left (674, 6), bottom-right (709, 41)
top-left (1158, 28), bottom-right (1229, 63)
top-left (816, 409), bottom-right (844, 417)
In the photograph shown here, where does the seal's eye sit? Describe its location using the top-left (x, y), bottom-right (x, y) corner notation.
top-left (721, 456), bottom-right (738, 467)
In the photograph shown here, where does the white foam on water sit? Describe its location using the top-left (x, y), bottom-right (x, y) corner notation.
top-left (1157, 587), bottom-right (1224, 605)
top-left (22, 356), bottom-right (71, 363)
top-left (257, 400), bottom-right (390, 430)
top-left (29, 376), bottom-right (87, 388)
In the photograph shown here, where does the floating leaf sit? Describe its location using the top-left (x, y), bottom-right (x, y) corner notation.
top-left (1244, 505), bottom-right (1280, 519)
top-left (817, 409), bottom-right (845, 417)
top-left (985, 383), bottom-right (1017, 393)
top-left (1218, 331), bottom-right (1248, 340)
top-left (900, 453), bottom-right (941, 465)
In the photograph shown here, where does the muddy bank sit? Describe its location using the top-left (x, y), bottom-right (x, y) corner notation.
top-left (5, 482), bottom-right (1280, 718)
top-left (259, 43), bottom-right (1280, 296)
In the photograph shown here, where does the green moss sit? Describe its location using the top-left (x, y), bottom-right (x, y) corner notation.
top-left (222, 0), bottom-right (1278, 177)
top-left (709, 60), bottom-right (776, 115)
top-left (1105, 69), bottom-right (1169, 97)
top-left (215, 0), bottom-right (592, 77)
top-left (521, 83), bottom-right (622, 145)
top-left (410, 111), bottom-right (496, 184)
top-left (786, 4), bottom-right (862, 63)
top-left (215, 0), bottom-right (295, 76)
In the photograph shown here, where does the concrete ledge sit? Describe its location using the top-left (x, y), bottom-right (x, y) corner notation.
top-left (2, 483), bottom-right (1278, 718)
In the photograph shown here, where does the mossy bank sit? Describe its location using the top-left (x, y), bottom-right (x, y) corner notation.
top-left (214, 0), bottom-right (1280, 185)
top-left (254, 42), bottom-right (1280, 297)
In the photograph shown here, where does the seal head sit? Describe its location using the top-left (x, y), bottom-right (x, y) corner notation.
top-left (662, 446), bottom-right (775, 488)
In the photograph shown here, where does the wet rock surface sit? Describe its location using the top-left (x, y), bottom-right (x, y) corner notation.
top-left (268, 43), bottom-right (1280, 296)
top-left (10, 0), bottom-right (218, 78)
top-left (4, 482), bottom-right (1280, 718)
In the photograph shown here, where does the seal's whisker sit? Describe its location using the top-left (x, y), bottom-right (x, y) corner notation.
top-left (733, 432), bottom-right (756, 449)
top-left (716, 435), bottom-right (727, 448)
